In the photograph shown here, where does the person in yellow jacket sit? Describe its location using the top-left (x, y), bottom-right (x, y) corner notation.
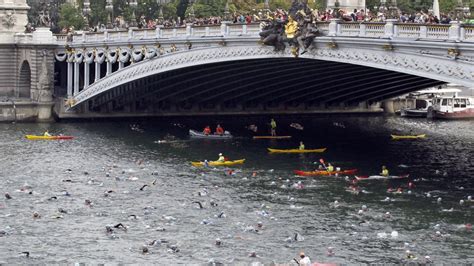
top-left (299, 141), bottom-right (305, 150)
top-left (217, 153), bottom-right (225, 162)
top-left (381, 165), bottom-right (389, 176)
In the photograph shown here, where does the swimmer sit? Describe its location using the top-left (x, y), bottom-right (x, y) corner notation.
top-left (142, 246), bottom-right (149, 254)
top-left (406, 250), bottom-right (416, 259)
top-left (327, 247), bottom-right (335, 256)
top-left (33, 212), bottom-right (40, 218)
top-left (48, 196), bottom-right (57, 201)
top-left (151, 179), bottom-right (157, 185)
top-left (193, 201), bottom-right (203, 209)
top-left (298, 252), bottom-right (311, 265)
top-left (249, 251), bottom-right (257, 258)
top-left (20, 251), bottom-right (30, 258)
top-left (210, 200), bottom-right (218, 207)
top-left (217, 211), bottom-right (225, 218)
top-left (58, 208), bottom-right (67, 214)
top-left (85, 199), bottom-right (93, 207)
top-left (167, 245), bottom-right (179, 253)
top-left (294, 232), bottom-right (304, 242)
top-left (437, 197), bottom-right (442, 204)
top-left (114, 223), bottom-right (127, 231)
top-left (105, 225), bottom-right (114, 233)
top-left (5, 193), bottom-right (11, 199)
top-left (139, 184), bottom-right (148, 191)
top-left (215, 238), bottom-right (222, 246)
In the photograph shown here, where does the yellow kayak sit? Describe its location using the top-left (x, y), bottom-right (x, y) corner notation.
top-left (268, 148), bottom-right (326, 153)
top-left (391, 134), bottom-right (426, 140)
top-left (191, 159), bottom-right (245, 167)
top-left (25, 135), bottom-right (74, 140)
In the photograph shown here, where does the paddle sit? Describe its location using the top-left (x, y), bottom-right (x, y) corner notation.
top-left (319, 158), bottom-right (328, 170)
top-left (293, 258), bottom-right (300, 265)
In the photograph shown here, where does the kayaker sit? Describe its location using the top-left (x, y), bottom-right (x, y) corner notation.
top-left (327, 163), bottom-right (334, 172)
top-left (217, 153), bottom-right (225, 162)
top-left (247, 124), bottom-right (258, 133)
top-left (203, 126), bottom-right (211, 135)
top-left (299, 141), bottom-right (305, 150)
top-left (298, 252), bottom-right (311, 266)
top-left (381, 165), bottom-right (389, 176)
top-left (270, 118), bottom-right (277, 136)
top-left (44, 130), bottom-right (51, 137)
top-left (326, 163), bottom-right (334, 172)
top-left (215, 124), bottom-right (224, 135)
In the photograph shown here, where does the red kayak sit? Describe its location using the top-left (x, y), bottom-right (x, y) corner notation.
top-left (294, 169), bottom-right (358, 176)
top-left (355, 174), bottom-right (409, 181)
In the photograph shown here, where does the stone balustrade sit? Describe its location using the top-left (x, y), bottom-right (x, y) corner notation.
top-left (58, 20), bottom-right (474, 46)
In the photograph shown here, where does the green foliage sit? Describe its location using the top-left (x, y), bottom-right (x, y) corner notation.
top-left (58, 3), bottom-right (84, 30)
top-left (87, 0), bottom-right (107, 26)
top-left (439, 0), bottom-right (457, 13)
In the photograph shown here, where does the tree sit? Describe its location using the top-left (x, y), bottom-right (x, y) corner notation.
top-left (58, 3), bottom-right (84, 30)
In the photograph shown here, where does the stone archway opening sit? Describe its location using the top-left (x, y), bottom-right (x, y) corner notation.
top-left (19, 60), bottom-right (31, 98)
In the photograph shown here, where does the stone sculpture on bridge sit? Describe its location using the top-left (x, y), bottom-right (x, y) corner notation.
top-left (260, 0), bottom-right (319, 57)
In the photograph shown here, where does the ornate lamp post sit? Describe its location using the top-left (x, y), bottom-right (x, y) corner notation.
top-left (333, 0), bottom-right (341, 19)
top-left (454, 0), bottom-right (470, 22)
top-left (188, 0), bottom-right (196, 22)
top-left (82, 0), bottom-right (91, 31)
top-left (156, 0), bottom-right (170, 24)
top-left (224, 0), bottom-right (231, 21)
top-left (105, 0), bottom-right (114, 28)
top-left (378, 0), bottom-right (387, 19)
top-left (129, 0), bottom-right (138, 27)
top-left (387, 0), bottom-right (398, 19)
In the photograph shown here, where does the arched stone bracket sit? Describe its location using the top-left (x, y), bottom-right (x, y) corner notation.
top-left (70, 45), bottom-right (474, 108)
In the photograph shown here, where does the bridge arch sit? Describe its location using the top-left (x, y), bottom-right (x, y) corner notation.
top-left (18, 60), bottom-right (31, 98)
top-left (70, 43), bottom-right (473, 110)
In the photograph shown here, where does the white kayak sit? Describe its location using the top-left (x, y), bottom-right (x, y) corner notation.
top-left (355, 174), bottom-right (409, 181)
top-left (189, 129), bottom-right (233, 139)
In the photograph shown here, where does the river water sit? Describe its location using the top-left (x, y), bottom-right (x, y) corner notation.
top-left (0, 116), bottom-right (472, 264)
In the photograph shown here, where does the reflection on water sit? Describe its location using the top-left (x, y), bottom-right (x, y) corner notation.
top-left (0, 116), bottom-right (472, 264)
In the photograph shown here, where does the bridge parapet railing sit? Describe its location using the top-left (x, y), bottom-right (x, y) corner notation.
top-left (395, 23), bottom-right (422, 38)
top-left (107, 30), bottom-right (127, 41)
top-left (462, 25), bottom-right (474, 41)
top-left (191, 26), bottom-right (208, 37)
top-left (57, 21), bottom-right (474, 45)
top-left (315, 22), bottom-right (329, 35)
top-left (338, 22), bottom-right (361, 36)
top-left (426, 24), bottom-right (450, 39)
top-left (364, 22), bottom-right (385, 37)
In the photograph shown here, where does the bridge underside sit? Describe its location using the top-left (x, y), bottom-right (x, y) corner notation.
top-left (82, 58), bottom-right (445, 116)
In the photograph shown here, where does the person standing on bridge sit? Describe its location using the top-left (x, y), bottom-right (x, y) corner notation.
top-left (270, 119), bottom-right (277, 136)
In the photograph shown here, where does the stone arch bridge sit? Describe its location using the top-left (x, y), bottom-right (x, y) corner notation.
top-left (55, 20), bottom-right (474, 117)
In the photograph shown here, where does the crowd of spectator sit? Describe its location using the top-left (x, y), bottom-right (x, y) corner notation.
top-left (55, 6), bottom-right (469, 34)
